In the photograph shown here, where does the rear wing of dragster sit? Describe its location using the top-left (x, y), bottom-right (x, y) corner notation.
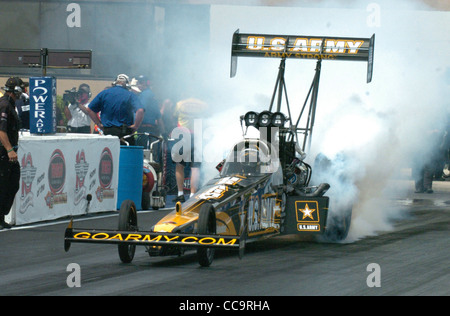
top-left (230, 30), bottom-right (375, 152)
top-left (230, 30), bottom-right (375, 83)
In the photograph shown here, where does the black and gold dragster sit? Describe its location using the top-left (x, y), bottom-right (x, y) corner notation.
top-left (64, 31), bottom-right (375, 267)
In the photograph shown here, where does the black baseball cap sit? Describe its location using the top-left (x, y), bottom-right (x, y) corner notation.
top-left (16, 77), bottom-right (29, 90)
top-left (4, 77), bottom-right (21, 92)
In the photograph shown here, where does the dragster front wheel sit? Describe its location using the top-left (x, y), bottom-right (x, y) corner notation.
top-left (197, 203), bottom-right (216, 267)
top-left (118, 200), bottom-right (138, 263)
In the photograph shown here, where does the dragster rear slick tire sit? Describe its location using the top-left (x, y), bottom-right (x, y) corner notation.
top-left (197, 203), bottom-right (216, 267)
top-left (323, 209), bottom-right (352, 242)
top-left (118, 200), bottom-right (138, 263)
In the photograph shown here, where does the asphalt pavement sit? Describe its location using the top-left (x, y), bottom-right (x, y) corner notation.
top-left (0, 179), bottom-right (448, 297)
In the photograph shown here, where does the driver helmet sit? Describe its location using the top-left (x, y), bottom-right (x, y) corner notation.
top-left (237, 147), bottom-right (262, 174)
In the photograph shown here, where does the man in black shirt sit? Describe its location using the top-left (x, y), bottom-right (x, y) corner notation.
top-left (15, 77), bottom-right (30, 130)
top-left (0, 77), bottom-right (22, 229)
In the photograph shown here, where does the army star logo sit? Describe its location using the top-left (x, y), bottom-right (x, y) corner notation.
top-left (300, 203), bottom-right (316, 220)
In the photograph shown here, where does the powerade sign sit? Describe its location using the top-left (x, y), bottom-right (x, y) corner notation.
top-left (29, 77), bottom-right (56, 134)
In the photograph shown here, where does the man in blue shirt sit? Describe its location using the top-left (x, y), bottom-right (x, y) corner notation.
top-left (87, 74), bottom-right (144, 145)
top-left (133, 75), bottom-right (164, 137)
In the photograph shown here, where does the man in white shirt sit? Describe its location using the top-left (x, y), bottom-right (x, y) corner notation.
top-left (64, 83), bottom-right (92, 133)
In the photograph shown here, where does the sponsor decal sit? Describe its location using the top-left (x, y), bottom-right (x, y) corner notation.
top-left (297, 224), bottom-right (319, 231)
top-left (29, 77), bottom-right (56, 134)
top-left (71, 231), bottom-right (238, 247)
top-left (197, 176), bottom-right (242, 200)
top-left (295, 201), bottom-right (320, 231)
top-left (45, 149), bottom-right (67, 208)
top-left (73, 149), bottom-right (89, 205)
top-left (246, 180), bottom-right (280, 234)
top-left (36, 172), bottom-right (46, 198)
top-left (19, 152), bottom-right (37, 214)
top-left (246, 36), bottom-right (364, 55)
top-left (96, 147), bottom-right (114, 202)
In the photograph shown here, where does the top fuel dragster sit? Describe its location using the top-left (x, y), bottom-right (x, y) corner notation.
top-left (65, 30), bottom-right (375, 267)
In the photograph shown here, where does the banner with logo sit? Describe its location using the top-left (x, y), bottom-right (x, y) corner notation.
top-left (10, 134), bottom-right (120, 226)
top-left (29, 76), bottom-right (57, 134)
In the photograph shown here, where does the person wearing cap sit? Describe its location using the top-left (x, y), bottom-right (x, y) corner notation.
top-left (86, 74), bottom-right (145, 145)
top-left (0, 77), bottom-right (22, 229)
top-left (14, 77), bottom-right (30, 130)
top-left (64, 83), bottom-right (93, 133)
top-left (132, 75), bottom-right (165, 138)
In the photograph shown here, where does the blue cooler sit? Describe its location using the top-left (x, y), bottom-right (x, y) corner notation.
top-left (117, 146), bottom-right (143, 210)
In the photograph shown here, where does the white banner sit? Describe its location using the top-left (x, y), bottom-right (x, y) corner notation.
top-left (9, 133), bottom-right (120, 226)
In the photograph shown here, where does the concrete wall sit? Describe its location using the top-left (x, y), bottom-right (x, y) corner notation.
top-left (0, 1), bottom-right (210, 101)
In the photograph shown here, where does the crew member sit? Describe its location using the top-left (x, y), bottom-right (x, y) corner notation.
top-left (172, 97), bottom-right (208, 202)
top-left (133, 75), bottom-right (165, 137)
top-left (0, 77), bottom-right (22, 229)
top-left (15, 77), bottom-right (30, 130)
top-left (64, 83), bottom-right (93, 133)
top-left (86, 74), bottom-right (144, 145)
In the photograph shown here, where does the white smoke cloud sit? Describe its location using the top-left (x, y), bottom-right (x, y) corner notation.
top-left (198, 0), bottom-right (449, 241)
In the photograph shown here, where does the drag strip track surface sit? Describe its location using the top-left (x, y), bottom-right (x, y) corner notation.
top-left (1, 193), bottom-right (449, 296)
